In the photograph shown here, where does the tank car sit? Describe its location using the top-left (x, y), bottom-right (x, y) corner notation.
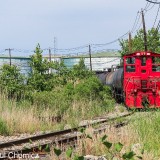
top-left (105, 51), bottom-right (160, 108)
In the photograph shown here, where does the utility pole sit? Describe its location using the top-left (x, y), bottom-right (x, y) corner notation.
top-left (47, 48), bottom-right (52, 74)
top-left (54, 37), bottom-right (57, 57)
top-left (89, 45), bottom-right (92, 71)
top-left (141, 9), bottom-right (148, 51)
top-left (5, 48), bottom-right (13, 66)
top-left (129, 32), bottom-right (132, 53)
top-left (48, 48), bottom-right (52, 62)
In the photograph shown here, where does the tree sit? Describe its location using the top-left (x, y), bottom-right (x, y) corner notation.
top-left (28, 44), bottom-right (55, 91)
top-left (119, 28), bottom-right (160, 56)
top-left (71, 58), bottom-right (92, 79)
top-left (0, 64), bottom-right (24, 99)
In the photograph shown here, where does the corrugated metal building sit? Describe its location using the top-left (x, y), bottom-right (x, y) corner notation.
top-left (63, 57), bottom-right (121, 71)
top-left (0, 56), bottom-right (31, 76)
top-left (0, 54), bottom-right (121, 75)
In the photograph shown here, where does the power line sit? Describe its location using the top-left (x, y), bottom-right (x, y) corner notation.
top-left (0, 2), bottom-right (156, 54)
top-left (52, 45), bottom-right (88, 51)
top-left (145, 3), bottom-right (155, 12)
top-left (92, 49), bottom-right (119, 53)
top-left (131, 11), bottom-right (140, 32)
top-left (153, 4), bottom-right (160, 28)
top-left (131, 11), bottom-right (141, 33)
top-left (91, 2), bottom-right (153, 47)
top-left (144, 1), bottom-right (151, 10)
top-left (146, 0), bottom-right (160, 4)
top-left (91, 31), bottom-right (129, 46)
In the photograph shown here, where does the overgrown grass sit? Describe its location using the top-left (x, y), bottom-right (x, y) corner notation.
top-left (0, 48), bottom-right (116, 136)
top-left (50, 124), bottom-right (155, 160)
top-left (131, 112), bottom-right (160, 156)
top-left (0, 85), bottom-right (115, 135)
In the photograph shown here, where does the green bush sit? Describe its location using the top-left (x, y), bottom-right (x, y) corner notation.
top-left (0, 64), bottom-right (25, 100)
top-left (74, 76), bottom-right (103, 99)
top-left (32, 87), bottom-right (73, 116)
top-left (0, 118), bottom-right (9, 135)
top-left (32, 74), bottom-right (115, 117)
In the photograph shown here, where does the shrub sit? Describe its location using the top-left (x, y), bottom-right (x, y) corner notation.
top-left (0, 64), bottom-right (25, 100)
top-left (32, 88), bottom-right (73, 116)
top-left (0, 118), bottom-right (9, 135)
top-left (74, 76), bottom-right (103, 99)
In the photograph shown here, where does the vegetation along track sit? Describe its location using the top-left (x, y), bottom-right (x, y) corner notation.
top-left (0, 112), bottom-right (134, 159)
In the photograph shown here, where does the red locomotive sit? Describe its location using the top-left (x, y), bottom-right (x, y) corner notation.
top-left (106, 51), bottom-right (160, 108)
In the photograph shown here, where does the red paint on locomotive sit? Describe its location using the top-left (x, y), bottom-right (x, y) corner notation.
top-left (123, 52), bottom-right (160, 108)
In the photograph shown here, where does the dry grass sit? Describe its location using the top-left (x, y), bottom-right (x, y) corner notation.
top-left (50, 124), bottom-right (156, 160)
top-left (0, 95), bottom-right (114, 135)
top-left (0, 100), bottom-right (56, 134)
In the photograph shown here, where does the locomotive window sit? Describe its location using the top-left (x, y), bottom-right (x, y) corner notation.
top-left (126, 65), bottom-right (135, 72)
top-left (126, 57), bottom-right (135, 64)
top-left (141, 57), bottom-right (146, 66)
top-left (152, 65), bottom-right (160, 72)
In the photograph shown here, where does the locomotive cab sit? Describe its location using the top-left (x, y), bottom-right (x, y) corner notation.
top-left (123, 52), bottom-right (160, 108)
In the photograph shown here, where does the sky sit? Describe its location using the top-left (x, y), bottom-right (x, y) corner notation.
top-left (0, 0), bottom-right (159, 56)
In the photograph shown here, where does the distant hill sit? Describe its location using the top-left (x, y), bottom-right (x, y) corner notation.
top-left (70, 51), bottom-right (121, 58)
top-left (43, 51), bottom-right (121, 58)
top-left (88, 51), bottom-right (121, 57)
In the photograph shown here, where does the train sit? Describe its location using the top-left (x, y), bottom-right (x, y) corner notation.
top-left (98, 51), bottom-right (160, 108)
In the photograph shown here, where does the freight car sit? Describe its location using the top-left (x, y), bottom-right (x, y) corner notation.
top-left (105, 51), bottom-right (160, 108)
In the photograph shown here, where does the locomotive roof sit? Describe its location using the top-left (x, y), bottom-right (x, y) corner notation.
top-left (123, 51), bottom-right (160, 57)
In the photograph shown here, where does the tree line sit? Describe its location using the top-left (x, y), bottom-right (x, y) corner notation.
top-left (0, 44), bottom-right (98, 101)
top-left (119, 28), bottom-right (160, 56)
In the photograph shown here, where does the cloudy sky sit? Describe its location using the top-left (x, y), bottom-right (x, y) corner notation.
top-left (0, 0), bottom-right (159, 55)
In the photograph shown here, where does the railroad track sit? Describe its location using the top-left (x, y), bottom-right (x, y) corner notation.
top-left (0, 112), bottom-right (134, 159)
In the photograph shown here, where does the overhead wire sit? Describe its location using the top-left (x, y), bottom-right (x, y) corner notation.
top-left (146, 0), bottom-right (160, 4)
top-left (91, 31), bottom-right (129, 47)
top-left (0, 1), bottom-right (158, 56)
top-left (50, 45), bottom-right (88, 51)
top-left (131, 12), bottom-right (142, 33)
top-left (91, 2), bottom-right (152, 47)
top-left (131, 11), bottom-right (141, 33)
top-left (146, 3), bottom-right (155, 11)
top-left (144, 1), bottom-right (151, 10)
top-left (0, 2), bottom-right (150, 55)
top-left (153, 4), bottom-right (160, 28)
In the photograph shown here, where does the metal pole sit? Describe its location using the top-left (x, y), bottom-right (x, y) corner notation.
top-left (129, 32), bottom-right (132, 53)
top-left (54, 37), bottom-right (57, 57)
top-left (142, 9), bottom-right (148, 51)
top-left (5, 48), bottom-right (13, 66)
top-left (89, 45), bottom-right (92, 71)
top-left (49, 48), bottom-right (51, 62)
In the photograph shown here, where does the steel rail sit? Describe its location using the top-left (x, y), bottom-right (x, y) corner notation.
top-left (0, 112), bottom-right (134, 159)
top-left (0, 112), bottom-right (133, 149)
